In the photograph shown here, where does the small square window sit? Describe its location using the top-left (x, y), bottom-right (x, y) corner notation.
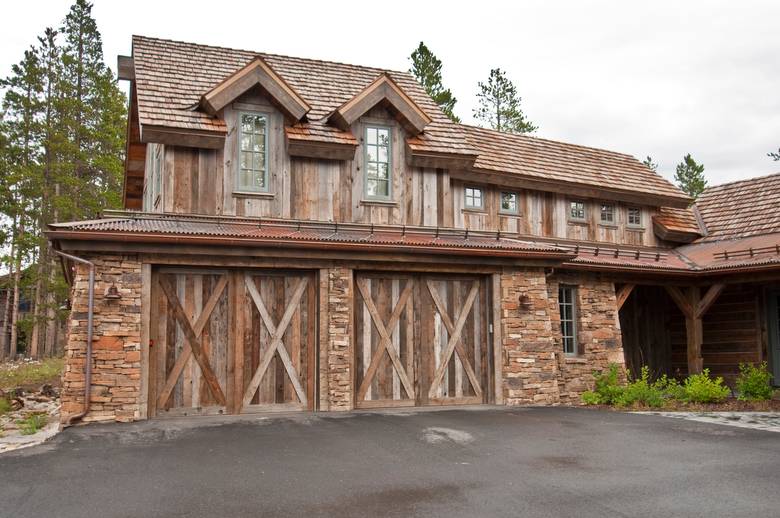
top-left (628, 207), bottom-right (642, 226)
top-left (500, 192), bottom-right (519, 214)
top-left (569, 200), bottom-right (586, 221)
top-left (465, 187), bottom-right (483, 209)
top-left (600, 204), bottom-right (615, 224)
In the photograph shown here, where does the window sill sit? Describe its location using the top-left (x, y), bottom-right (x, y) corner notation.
top-left (598, 223), bottom-right (618, 229)
top-left (567, 219), bottom-right (589, 226)
top-left (626, 225), bottom-right (645, 231)
top-left (462, 208), bottom-right (487, 215)
top-left (499, 212), bottom-right (521, 218)
top-left (564, 356), bottom-right (588, 364)
top-left (233, 191), bottom-right (274, 199)
top-left (360, 199), bottom-right (397, 207)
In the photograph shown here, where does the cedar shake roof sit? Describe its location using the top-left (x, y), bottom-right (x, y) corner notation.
top-left (130, 35), bottom-right (690, 206)
top-left (461, 125), bottom-right (690, 204)
top-left (654, 207), bottom-right (700, 235)
top-left (694, 172), bottom-right (780, 242)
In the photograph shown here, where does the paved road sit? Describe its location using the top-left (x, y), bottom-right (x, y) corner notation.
top-left (1, 407), bottom-right (778, 517)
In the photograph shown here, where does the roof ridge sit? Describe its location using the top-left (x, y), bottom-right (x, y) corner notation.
top-left (701, 170), bottom-right (780, 194)
top-left (132, 34), bottom-right (415, 81)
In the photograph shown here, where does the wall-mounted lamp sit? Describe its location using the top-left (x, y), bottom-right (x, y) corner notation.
top-left (104, 282), bottom-right (121, 300)
top-left (518, 293), bottom-right (532, 311)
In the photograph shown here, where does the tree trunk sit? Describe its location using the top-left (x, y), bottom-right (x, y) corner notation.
top-left (9, 218), bottom-right (24, 359)
top-left (28, 264), bottom-right (45, 358)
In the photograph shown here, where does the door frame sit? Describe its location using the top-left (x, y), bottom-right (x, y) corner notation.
top-left (768, 290), bottom-right (780, 386)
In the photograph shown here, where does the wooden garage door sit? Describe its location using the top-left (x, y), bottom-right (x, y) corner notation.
top-left (148, 268), bottom-right (316, 417)
top-left (355, 273), bottom-right (491, 408)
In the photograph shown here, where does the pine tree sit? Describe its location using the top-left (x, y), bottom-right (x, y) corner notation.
top-left (409, 42), bottom-right (459, 123)
top-left (674, 154), bottom-right (707, 198)
top-left (769, 148), bottom-right (780, 161)
top-left (474, 68), bottom-right (537, 134)
top-left (642, 156), bottom-right (658, 172)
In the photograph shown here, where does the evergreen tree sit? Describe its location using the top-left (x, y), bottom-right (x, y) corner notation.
top-left (474, 68), bottom-right (537, 134)
top-left (769, 148), bottom-right (780, 161)
top-left (642, 156), bottom-right (658, 172)
top-left (674, 154), bottom-right (707, 198)
top-left (409, 42), bottom-right (459, 123)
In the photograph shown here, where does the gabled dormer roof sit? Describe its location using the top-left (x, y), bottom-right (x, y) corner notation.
top-left (327, 73), bottom-right (432, 135)
top-left (200, 56), bottom-right (310, 121)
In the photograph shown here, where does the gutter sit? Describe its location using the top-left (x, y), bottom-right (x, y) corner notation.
top-left (53, 250), bottom-right (95, 427)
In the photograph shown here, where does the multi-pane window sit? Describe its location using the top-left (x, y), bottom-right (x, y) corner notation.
top-left (365, 126), bottom-right (391, 199)
top-left (569, 200), bottom-right (586, 220)
top-left (464, 187), bottom-right (483, 209)
top-left (238, 113), bottom-right (268, 192)
top-left (628, 207), bottom-right (642, 226)
top-left (600, 203), bottom-right (615, 224)
top-left (558, 285), bottom-right (577, 355)
top-left (500, 192), bottom-right (519, 214)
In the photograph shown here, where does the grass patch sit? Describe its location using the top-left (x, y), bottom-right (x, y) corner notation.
top-left (17, 413), bottom-right (48, 435)
top-left (0, 397), bottom-right (11, 415)
top-left (0, 358), bottom-right (64, 390)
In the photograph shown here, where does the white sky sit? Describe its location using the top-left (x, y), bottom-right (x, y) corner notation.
top-left (2, 0), bottom-right (779, 186)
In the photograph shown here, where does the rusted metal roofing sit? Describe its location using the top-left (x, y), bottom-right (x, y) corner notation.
top-left (675, 232), bottom-right (780, 271)
top-left (131, 35), bottom-right (690, 205)
top-left (48, 212), bottom-right (573, 258)
top-left (695, 172), bottom-right (780, 242)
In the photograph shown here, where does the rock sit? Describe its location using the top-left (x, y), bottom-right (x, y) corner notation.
top-left (10, 398), bottom-right (24, 411)
top-left (39, 384), bottom-right (57, 398)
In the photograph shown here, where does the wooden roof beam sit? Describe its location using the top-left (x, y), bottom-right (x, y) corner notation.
top-left (200, 57), bottom-right (311, 121)
top-left (329, 73), bottom-right (432, 135)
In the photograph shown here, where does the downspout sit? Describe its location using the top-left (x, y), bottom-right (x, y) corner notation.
top-left (54, 250), bottom-right (95, 426)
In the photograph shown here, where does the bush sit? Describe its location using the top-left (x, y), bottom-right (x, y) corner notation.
top-left (580, 363), bottom-right (624, 405)
top-left (681, 369), bottom-right (730, 403)
top-left (0, 397), bottom-right (11, 415)
top-left (735, 362), bottom-right (773, 401)
top-left (615, 367), bottom-right (666, 408)
top-left (17, 413), bottom-right (47, 436)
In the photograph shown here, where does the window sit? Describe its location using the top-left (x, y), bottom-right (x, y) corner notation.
top-left (364, 126), bottom-right (391, 199)
top-left (558, 285), bottom-right (578, 355)
top-left (627, 207), bottom-right (642, 226)
top-left (238, 112), bottom-right (268, 192)
top-left (600, 203), bottom-right (615, 224)
top-left (569, 200), bottom-right (586, 221)
top-left (464, 186), bottom-right (484, 209)
top-left (500, 192), bottom-right (519, 214)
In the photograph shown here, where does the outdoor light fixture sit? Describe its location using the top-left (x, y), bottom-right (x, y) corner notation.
top-left (518, 293), bottom-right (532, 310)
top-left (104, 282), bottom-right (121, 300)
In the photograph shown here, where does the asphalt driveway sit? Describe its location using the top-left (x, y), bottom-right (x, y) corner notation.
top-left (1, 407), bottom-right (778, 518)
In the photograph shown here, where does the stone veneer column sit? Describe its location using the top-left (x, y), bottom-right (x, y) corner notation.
top-left (320, 267), bottom-right (354, 411)
top-left (500, 267), bottom-right (561, 405)
top-left (547, 274), bottom-right (625, 403)
top-left (61, 254), bottom-right (143, 423)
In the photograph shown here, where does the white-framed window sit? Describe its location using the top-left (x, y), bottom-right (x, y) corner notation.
top-left (558, 285), bottom-right (578, 356)
top-left (364, 126), bottom-right (391, 199)
top-left (500, 191), bottom-right (519, 214)
top-left (569, 200), bottom-right (586, 221)
top-left (600, 203), bottom-right (615, 224)
top-left (627, 207), bottom-right (642, 227)
top-left (237, 112), bottom-right (268, 192)
top-left (464, 186), bottom-right (484, 209)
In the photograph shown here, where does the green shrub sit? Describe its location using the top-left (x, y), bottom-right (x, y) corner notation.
top-left (580, 363), bottom-right (625, 405)
top-left (581, 391), bottom-right (602, 405)
top-left (735, 362), bottom-right (773, 401)
top-left (681, 369), bottom-right (730, 403)
top-left (615, 366), bottom-right (666, 408)
top-left (0, 398), bottom-right (11, 415)
top-left (17, 413), bottom-right (47, 436)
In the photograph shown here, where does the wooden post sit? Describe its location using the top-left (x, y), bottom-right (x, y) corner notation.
top-left (664, 284), bottom-right (725, 375)
top-left (615, 283), bottom-right (635, 311)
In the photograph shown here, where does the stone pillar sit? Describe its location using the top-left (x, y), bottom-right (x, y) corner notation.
top-left (320, 267), bottom-right (354, 411)
top-left (500, 267), bottom-right (561, 405)
top-left (62, 254), bottom-right (143, 423)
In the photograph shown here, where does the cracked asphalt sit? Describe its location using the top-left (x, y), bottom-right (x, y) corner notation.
top-left (1, 407), bottom-right (778, 517)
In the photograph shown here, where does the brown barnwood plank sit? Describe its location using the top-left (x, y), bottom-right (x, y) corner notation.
top-left (492, 274), bottom-right (503, 405)
top-left (355, 278), bottom-right (415, 402)
top-left (427, 281), bottom-right (481, 399)
top-left (155, 275), bottom-right (228, 408)
top-left (158, 276), bottom-right (227, 406)
top-left (664, 286), bottom-right (694, 319)
top-left (242, 276), bottom-right (308, 408)
top-left (615, 283), bottom-right (635, 311)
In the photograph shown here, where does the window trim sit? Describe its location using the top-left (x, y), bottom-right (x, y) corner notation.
top-left (236, 111), bottom-right (270, 194)
top-left (363, 124), bottom-right (393, 201)
top-left (558, 285), bottom-right (578, 356)
top-left (568, 199), bottom-right (587, 222)
top-left (627, 206), bottom-right (643, 228)
top-left (464, 186), bottom-right (485, 210)
top-left (499, 191), bottom-right (520, 215)
top-left (599, 202), bottom-right (616, 225)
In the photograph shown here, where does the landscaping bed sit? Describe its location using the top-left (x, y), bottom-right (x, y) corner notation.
top-left (1, 358), bottom-right (64, 453)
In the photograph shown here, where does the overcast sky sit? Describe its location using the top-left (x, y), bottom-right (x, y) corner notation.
top-left (3, 0), bottom-right (779, 186)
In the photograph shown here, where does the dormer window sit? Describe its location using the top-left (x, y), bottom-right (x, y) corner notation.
top-left (464, 187), bottom-right (484, 210)
top-left (238, 112), bottom-right (268, 192)
top-left (627, 207), bottom-right (642, 227)
top-left (365, 126), bottom-right (391, 199)
top-left (600, 203), bottom-right (615, 224)
top-left (569, 200), bottom-right (586, 221)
